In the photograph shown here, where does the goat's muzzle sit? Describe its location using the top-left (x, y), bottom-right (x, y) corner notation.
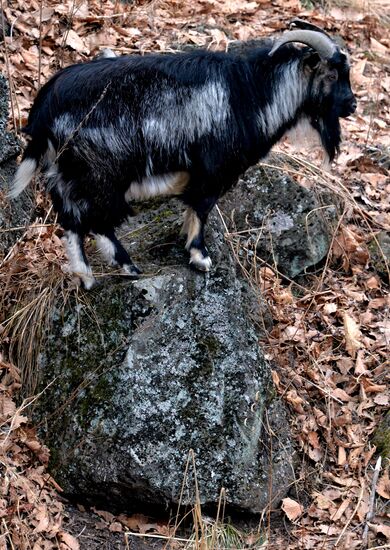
top-left (340, 96), bottom-right (357, 118)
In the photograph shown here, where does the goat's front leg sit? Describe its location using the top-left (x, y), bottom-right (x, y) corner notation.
top-left (181, 196), bottom-right (217, 272)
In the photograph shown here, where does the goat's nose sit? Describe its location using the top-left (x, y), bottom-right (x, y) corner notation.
top-left (350, 98), bottom-right (357, 113)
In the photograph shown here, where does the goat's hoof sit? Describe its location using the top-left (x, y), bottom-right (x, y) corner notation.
top-left (122, 263), bottom-right (142, 278)
top-left (189, 249), bottom-right (212, 272)
top-left (80, 276), bottom-right (97, 290)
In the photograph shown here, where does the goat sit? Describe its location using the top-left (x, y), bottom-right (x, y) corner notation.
top-left (9, 20), bottom-right (356, 289)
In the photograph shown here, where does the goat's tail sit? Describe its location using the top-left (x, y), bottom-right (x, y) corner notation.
top-left (8, 138), bottom-right (46, 199)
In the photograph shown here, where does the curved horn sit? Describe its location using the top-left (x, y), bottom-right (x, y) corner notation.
top-left (269, 29), bottom-right (338, 59)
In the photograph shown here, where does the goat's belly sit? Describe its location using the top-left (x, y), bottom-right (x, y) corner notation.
top-left (125, 172), bottom-right (189, 201)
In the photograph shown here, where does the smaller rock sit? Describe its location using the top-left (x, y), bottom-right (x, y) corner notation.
top-left (220, 163), bottom-right (336, 278)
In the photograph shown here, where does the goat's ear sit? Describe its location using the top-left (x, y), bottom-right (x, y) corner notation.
top-left (302, 51), bottom-right (321, 72)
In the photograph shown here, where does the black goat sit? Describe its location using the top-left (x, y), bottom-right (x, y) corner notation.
top-left (9, 21), bottom-right (356, 288)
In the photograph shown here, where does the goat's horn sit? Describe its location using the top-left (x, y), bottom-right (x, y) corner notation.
top-left (269, 30), bottom-right (337, 59)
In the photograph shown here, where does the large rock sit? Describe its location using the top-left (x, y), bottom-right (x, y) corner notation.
top-left (0, 73), bottom-right (35, 256)
top-left (36, 198), bottom-right (294, 514)
top-left (220, 164), bottom-right (334, 278)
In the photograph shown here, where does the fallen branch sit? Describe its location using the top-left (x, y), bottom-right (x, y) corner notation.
top-left (362, 455), bottom-right (382, 548)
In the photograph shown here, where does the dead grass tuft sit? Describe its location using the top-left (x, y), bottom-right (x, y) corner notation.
top-left (0, 221), bottom-right (71, 396)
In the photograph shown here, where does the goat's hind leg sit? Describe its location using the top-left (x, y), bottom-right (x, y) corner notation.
top-left (95, 231), bottom-right (141, 278)
top-left (63, 230), bottom-right (96, 289)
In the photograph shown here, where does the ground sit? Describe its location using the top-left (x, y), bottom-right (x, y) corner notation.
top-left (0, 0), bottom-right (389, 549)
top-left (62, 504), bottom-right (165, 550)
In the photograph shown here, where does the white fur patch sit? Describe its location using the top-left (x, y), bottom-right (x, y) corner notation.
top-left (82, 126), bottom-right (129, 156)
top-left (258, 61), bottom-right (308, 136)
top-left (95, 234), bottom-right (117, 265)
top-left (8, 158), bottom-right (37, 198)
top-left (189, 249), bottom-right (212, 272)
top-left (122, 264), bottom-right (140, 276)
top-left (143, 81), bottom-right (229, 149)
top-left (52, 113), bottom-right (77, 141)
top-left (285, 117), bottom-right (321, 148)
top-left (63, 231), bottom-right (95, 289)
top-left (125, 172), bottom-right (189, 201)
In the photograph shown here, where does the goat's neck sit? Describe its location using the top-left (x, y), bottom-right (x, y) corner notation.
top-left (258, 59), bottom-right (309, 138)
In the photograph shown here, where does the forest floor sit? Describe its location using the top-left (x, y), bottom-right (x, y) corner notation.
top-left (0, 0), bottom-right (389, 548)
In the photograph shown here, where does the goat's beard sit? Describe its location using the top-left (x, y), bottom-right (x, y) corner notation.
top-left (311, 110), bottom-right (341, 163)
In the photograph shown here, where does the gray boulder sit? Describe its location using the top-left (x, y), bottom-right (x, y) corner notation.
top-left (0, 73), bottom-right (35, 256)
top-left (220, 164), bottom-right (334, 278)
top-left (37, 199), bottom-right (294, 514)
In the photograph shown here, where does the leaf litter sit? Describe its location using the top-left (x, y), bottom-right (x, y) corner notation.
top-left (0, 0), bottom-right (389, 548)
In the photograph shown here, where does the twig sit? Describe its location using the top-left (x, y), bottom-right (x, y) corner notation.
top-left (0, 223), bottom-right (53, 233)
top-left (334, 484), bottom-right (365, 547)
top-left (83, 12), bottom-right (125, 19)
top-left (124, 532), bottom-right (190, 542)
top-left (37, 0), bottom-right (43, 90)
top-left (362, 455), bottom-right (382, 548)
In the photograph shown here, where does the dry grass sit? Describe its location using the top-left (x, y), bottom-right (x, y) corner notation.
top-left (0, 221), bottom-right (70, 396)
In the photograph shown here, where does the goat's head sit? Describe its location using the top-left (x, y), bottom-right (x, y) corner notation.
top-left (270, 20), bottom-right (356, 160)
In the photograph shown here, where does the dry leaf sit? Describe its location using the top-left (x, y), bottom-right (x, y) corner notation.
top-left (323, 302), bottom-right (338, 315)
top-left (308, 447), bottom-right (323, 462)
top-left (367, 522), bottom-right (390, 540)
top-left (61, 30), bottom-right (89, 54)
top-left (281, 498), bottom-right (304, 521)
top-left (361, 380), bottom-right (387, 394)
top-left (331, 498), bottom-right (351, 521)
top-left (319, 524), bottom-right (340, 535)
top-left (285, 390), bottom-right (305, 413)
top-left (59, 531), bottom-right (80, 550)
top-left (374, 393), bottom-right (389, 406)
top-left (109, 522), bottom-right (122, 532)
top-left (342, 312), bottom-right (362, 359)
top-left (338, 446), bottom-right (347, 466)
top-left (354, 350), bottom-right (369, 375)
top-left (271, 370), bottom-right (280, 388)
top-left (332, 388), bottom-right (352, 402)
top-left (370, 38), bottom-right (388, 54)
top-left (93, 509), bottom-right (115, 523)
top-left (117, 513), bottom-right (158, 534)
top-left (377, 470), bottom-right (390, 499)
top-left (0, 395), bottom-right (16, 417)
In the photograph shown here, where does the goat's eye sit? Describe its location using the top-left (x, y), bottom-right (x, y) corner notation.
top-left (327, 71), bottom-right (338, 82)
